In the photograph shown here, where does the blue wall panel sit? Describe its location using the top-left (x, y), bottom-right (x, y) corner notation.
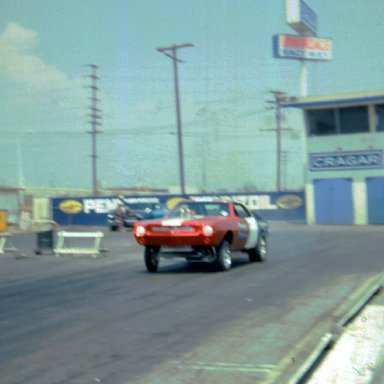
top-left (367, 177), bottom-right (384, 224)
top-left (314, 178), bottom-right (353, 224)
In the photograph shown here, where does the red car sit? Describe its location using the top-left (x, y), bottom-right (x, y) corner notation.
top-left (133, 200), bottom-right (269, 272)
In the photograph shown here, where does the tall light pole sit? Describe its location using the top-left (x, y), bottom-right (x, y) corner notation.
top-left (15, 137), bottom-right (25, 189)
top-left (157, 43), bottom-right (193, 195)
top-left (15, 130), bottom-right (34, 189)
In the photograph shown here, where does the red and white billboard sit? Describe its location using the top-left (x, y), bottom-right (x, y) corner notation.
top-left (273, 34), bottom-right (332, 61)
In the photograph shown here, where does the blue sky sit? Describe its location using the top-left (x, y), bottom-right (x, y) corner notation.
top-left (1, 0), bottom-right (383, 192)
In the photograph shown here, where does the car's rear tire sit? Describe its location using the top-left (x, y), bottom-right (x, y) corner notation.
top-left (248, 236), bottom-right (267, 262)
top-left (215, 240), bottom-right (232, 271)
top-left (144, 246), bottom-right (160, 273)
top-left (110, 225), bottom-right (118, 231)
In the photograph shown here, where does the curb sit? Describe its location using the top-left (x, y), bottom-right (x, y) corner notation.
top-left (286, 274), bottom-right (384, 384)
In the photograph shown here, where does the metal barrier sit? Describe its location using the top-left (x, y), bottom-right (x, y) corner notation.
top-left (0, 232), bottom-right (26, 258)
top-left (53, 231), bottom-right (108, 258)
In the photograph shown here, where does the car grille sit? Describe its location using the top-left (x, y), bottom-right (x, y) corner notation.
top-left (150, 226), bottom-right (195, 233)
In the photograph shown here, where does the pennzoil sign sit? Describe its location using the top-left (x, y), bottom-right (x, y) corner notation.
top-left (59, 200), bottom-right (83, 214)
top-left (52, 192), bottom-right (306, 226)
top-left (276, 195), bottom-right (303, 209)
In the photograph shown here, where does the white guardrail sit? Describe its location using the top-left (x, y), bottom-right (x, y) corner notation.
top-left (53, 231), bottom-right (108, 258)
top-left (0, 232), bottom-right (27, 258)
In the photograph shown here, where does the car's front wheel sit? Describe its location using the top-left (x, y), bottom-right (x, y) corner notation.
top-left (215, 240), bottom-right (232, 271)
top-left (144, 246), bottom-right (160, 273)
top-left (248, 236), bottom-right (267, 262)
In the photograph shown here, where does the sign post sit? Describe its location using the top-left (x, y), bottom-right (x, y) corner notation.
top-left (300, 61), bottom-right (307, 96)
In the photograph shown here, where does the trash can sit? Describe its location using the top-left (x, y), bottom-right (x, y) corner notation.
top-left (33, 220), bottom-right (57, 255)
top-left (36, 230), bottom-right (54, 253)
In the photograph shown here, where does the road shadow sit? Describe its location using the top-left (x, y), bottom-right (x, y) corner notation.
top-left (150, 254), bottom-right (253, 274)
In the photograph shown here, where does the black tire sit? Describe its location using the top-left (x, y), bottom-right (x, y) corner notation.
top-left (248, 236), bottom-right (267, 262)
top-left (110, 225), bottom-right (118, 232)
top-left (144, 246), bottom-right (160, 273)
top-left (215, 240), bottom-right (232, 271)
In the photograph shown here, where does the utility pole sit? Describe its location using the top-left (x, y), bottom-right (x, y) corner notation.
top-left (86, 64), bottom-right (102, 196)
top-left (157, 43), bottom-right (193, 195)
top-left (281, 150), bottom-right (289, 191)
top-left (264, 90), bottom-right (292, 192)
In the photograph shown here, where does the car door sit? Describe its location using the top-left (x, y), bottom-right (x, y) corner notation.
top-left (233, 203), bottom-right (259, 250)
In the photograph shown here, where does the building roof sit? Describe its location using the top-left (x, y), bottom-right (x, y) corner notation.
top-left (282, 90), bottom-right (384, 109)
top-left (0, 187), bottom-right (24, 193)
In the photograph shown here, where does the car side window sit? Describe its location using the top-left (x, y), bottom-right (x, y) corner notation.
top-left (234, 203), bottom-right (251, 218)
top-left (204, 203), bottom-right (227, 216)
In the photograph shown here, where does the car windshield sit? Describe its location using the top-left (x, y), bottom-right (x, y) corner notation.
top-left (169, 202), bottom-right (230, 218)
top-left (125, 203), bottom-right (155, 211)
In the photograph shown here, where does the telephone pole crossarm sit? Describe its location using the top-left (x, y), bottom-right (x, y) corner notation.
top-left (157, 43), bottom-right (194, 52)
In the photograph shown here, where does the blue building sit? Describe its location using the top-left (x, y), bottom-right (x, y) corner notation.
top-left (285, 90), bottom-right (384, 225)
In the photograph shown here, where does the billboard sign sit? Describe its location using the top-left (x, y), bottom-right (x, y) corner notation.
top-left (52, 192), bottom-right (306, 226)
top-left (273, 34), bottom-right (332, 61)
top-left (286, 0), bottom-right (317, 36)
top-left (309, 150), bottom-right (384, 171)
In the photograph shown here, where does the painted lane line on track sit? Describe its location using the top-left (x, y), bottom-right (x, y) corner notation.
top-left (332, 273), bottom-right (383, 320)
top-left (337, 277), bottom-right (383, 328)
top-left (177, 361), bottom-right (276, 373)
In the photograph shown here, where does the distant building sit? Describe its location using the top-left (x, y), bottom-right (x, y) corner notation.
top-left (285, 90), bottom-right (384, 224)
top-left (0, 187), bottom-right (24, 224)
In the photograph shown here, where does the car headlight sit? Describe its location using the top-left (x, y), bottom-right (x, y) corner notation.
top-left (202, 225), bottom-right (213, 236)
top-left (135, 225), bottom-right (146, 237)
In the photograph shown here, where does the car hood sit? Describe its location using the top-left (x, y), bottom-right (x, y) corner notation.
top-left (142, 216), bottom-right (225, 226)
